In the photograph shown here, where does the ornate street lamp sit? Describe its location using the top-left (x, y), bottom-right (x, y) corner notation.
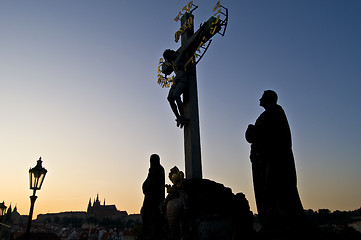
top-left (26, 157), bottom-right (47, 240)
top-left (0, 201), bottom-right (7, 222)
top-left (0, 202), bottom-right (7, 216)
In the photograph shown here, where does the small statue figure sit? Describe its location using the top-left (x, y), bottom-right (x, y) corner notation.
top-left (163, 49), bottom-right (189, 128)
top-left (141, 154), bottom-right (165, 240)
top-left (165, 166), bottom-right (185, 193)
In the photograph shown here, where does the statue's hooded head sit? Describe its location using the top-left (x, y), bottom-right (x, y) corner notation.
top-left (260, 90), bottom-right (278, 109)
top-left (150, 154), bottom-right (160, 167)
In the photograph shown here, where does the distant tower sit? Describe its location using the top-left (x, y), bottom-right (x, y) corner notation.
top-left (5, 203), bottom-right (12, 222)
top-left (6, 204), bottom-right (12, 215)
top-left (10, 205), bottom-right (21, 225)
top-left (87, 198), bottom-right (92, 212)
top-left (93, 194), bottom-right (101, 207)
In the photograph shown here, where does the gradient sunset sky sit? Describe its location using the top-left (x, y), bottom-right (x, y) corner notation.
top-left (1, 0), bottom-right (361, 218)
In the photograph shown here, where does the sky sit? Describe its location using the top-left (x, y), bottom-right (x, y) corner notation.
top-left (1, 0), bottom-right (361, 218)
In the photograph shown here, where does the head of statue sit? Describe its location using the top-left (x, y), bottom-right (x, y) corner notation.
top-left (260, 90), bottom-right (278, 109)
top-left (163, 49), bottom-right (177, 62)
top-left (150, 154), bottom-right (160, 167)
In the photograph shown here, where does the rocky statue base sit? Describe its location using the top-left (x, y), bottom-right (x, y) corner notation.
top-left (161, 178), bottom-right (253, 240)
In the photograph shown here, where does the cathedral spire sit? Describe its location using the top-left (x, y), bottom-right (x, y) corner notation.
top-left (87, 198), bottom-right (92, 212)
top-left (6, 204), bottom-right (12, 215)
top-left (93, 194), bottom-right (100, 207)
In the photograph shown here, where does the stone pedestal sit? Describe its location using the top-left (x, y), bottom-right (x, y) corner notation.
top-left (162, 179), bottom-right (253, 240)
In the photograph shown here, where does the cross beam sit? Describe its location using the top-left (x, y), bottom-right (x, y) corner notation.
top-left (161, 15), bottom-right (221, 75)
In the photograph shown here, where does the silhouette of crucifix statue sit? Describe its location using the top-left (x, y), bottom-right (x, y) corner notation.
top-left (157, 1), bottom-right (228, 179)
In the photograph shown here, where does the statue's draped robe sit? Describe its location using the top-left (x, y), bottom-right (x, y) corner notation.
top-left (246, 104), bottom-right (305, 230)
top-left (141, 161), bottom-right (165, 239)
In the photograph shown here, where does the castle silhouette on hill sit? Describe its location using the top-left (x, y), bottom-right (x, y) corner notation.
top-left (35, 194), bottom-right (140, 225)
top-left (86, 194), bottom-right (127, 219)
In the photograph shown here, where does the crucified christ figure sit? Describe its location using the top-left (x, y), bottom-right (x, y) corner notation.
top-left (163, 49), bottom-right (189, 128)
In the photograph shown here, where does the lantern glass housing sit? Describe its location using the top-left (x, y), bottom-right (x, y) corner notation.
top-left (29, 157), bottom-right (47, 190)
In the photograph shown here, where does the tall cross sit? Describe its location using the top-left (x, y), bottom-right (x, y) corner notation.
top-left (157, 1), bottom-right (228, 179)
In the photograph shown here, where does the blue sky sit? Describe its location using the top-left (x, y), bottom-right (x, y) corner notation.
top-left (0, 0), bottom-right (360, 216)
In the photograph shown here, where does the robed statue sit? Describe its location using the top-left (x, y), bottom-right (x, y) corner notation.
top-left (141, 154), bottom-right (165, 240)
top-left (246, 90), bottom-right (308, 232)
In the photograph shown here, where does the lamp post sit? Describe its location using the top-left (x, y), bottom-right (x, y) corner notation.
top-left (0, 201), bottom-right (7, 222)
top-left (26, 157), bottom-right (47, 240)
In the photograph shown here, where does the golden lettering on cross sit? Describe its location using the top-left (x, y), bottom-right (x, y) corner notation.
top-left (210, 1), bottom-right (222, 35)
top-left (157, 1), bottom-right (228, 88)
top-left (175, 16), bottom-right (193, 43)
top-left (213, 1), bottom-right (221, 12)
top-left (174, 1), bottom-right (194, 22)
top-left (184, 1), bottom-right (224, 70)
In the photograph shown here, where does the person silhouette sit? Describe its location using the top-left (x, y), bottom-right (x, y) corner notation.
top-left (246, 90), bottom-right (307, 232)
